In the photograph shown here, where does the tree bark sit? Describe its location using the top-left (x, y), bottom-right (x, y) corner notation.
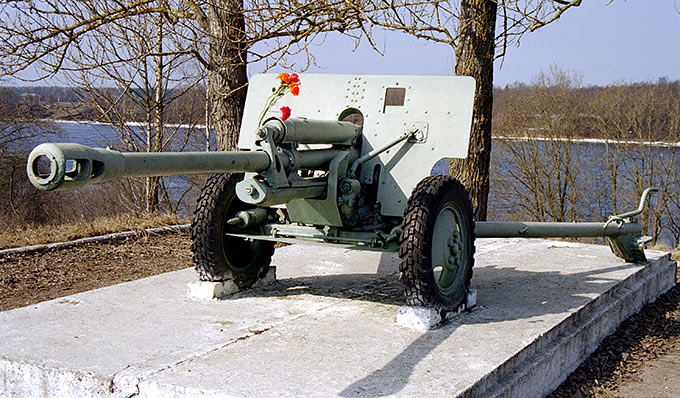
top-left (451, 0), bottom-right (497, 221)
top-left (142, 8), bottom-right (165, 215)
top-left (206, 1), bottom-right (248, 151)
top-left (145, 8), bottom-right (163, 214)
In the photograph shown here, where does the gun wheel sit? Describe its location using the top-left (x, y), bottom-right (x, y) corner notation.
top-left (191, 173), bottom-right (275, 286)
top-left (399, 176), bottom-right (475, 312)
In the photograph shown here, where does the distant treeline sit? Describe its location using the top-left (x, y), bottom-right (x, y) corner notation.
top-left (0, 85), bottom-right (205, 124)
top-left (493, 77), bottom-right (680, 142)
top-left (2, 77), bottom-right (679, 141)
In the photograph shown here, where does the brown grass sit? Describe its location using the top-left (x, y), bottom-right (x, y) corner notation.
top-left (649, 243), bottom-right (680, 262)
top-left (0, 232), bottom-right (192, 311)
top-left (0, 213), bottom-right (188, 250)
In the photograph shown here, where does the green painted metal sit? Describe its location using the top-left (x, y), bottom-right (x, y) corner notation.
top-left (293, 149), bottom-right (344, 170)
top-left (27, 143), bottom-right (270, 191)
top-left (235, 117), bottom-right (354, 209)
top-left (474, 221), bottom-right (642, 238)
top-left (285, 152), bottom-right (349, 227)
top-left (227, 208), bottom-right (269, 228)
top-left (225, 222), bottom-right (399, 252)
top-left (474, 188), bottom-right (657, 240)
top-left (608, 233), bottom-right (648, 263)
top-left (260, 118), bottom-right (361, 145)
top-left (474, 188), bottom-right (658, 263)
top-left (236, 177), bottom-right (327, 207)
top-left (432, 202), bottom-right (469, 296)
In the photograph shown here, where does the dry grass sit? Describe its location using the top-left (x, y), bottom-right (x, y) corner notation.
top-left (0, 232), bottom-right (192, 311)
top-left (650, 243), bottom-right (680, 262)
top-left (0, 213), bottom-right (188, 250)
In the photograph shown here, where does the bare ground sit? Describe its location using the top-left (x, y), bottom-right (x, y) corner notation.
top-left (0, 231), bottom-right (192, 311)
top-left (0, 230), bottom-right (678, 397)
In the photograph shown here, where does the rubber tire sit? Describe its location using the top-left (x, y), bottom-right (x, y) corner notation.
top-left (191, 173), bottom-right (275, 287)
top-left (399, 175), bottom-right (475, 312)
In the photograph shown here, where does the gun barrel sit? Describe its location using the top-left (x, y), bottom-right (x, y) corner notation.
top-left (27, 143), bottom-right (271, 191)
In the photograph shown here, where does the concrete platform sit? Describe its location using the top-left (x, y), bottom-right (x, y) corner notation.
top-left (0, 239), bottom-right (676, 398)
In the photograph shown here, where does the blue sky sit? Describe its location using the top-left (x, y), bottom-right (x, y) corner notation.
top-left (250, 0), bottom-right (680, 87)
top-left (7, 1), bottom-right (679, 87)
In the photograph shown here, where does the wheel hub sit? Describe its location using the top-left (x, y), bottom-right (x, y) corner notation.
top-left (447, 229), bottom-right (464, 272)
top-left (432, 203), bottom-right (468, 295)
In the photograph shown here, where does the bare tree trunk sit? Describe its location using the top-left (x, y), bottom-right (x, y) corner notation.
top-left (451, 0), bottom-right (497, 221)
top-left (207, 1), bottom-right (248, 151)
top-left (144, 54), bottom-right (155, 214)
top-left (145, 8), bottom-right (163, 214)
top-left (205, 82), bottom-right (211, 151)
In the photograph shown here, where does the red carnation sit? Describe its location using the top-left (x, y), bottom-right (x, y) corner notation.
top-left (280, 106), bottom-right (291, 121)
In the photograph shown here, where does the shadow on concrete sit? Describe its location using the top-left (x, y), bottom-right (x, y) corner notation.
top-left (237, 252), bottom-right (405, 305)
top-left (339, 324), bottom-right (455, 397)
top-left (239, 253), bottom-right (642, 397)
top-left (336, 262), bottom-right (642, 397)
top-left (242, 272), bottom-right (405, 305)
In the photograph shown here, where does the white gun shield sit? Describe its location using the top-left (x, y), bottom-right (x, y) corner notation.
top-left (240, 74), bottom-right (475, 217)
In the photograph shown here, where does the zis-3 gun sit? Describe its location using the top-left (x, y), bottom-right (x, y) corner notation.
top-left (27, 74), bottom-right (656, 311)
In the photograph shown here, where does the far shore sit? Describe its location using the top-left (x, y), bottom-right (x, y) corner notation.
top-left (47, 119), bottom-right (680, 148)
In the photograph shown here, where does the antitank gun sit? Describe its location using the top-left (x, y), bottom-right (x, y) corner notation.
top-left (26, 74), bottom-right (656, 312)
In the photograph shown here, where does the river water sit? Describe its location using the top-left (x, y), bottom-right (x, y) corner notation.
top-left (31, 121), bottom-right (680, 247)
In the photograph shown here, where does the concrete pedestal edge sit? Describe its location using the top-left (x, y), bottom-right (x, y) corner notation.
top-left (463, 254), bottom-right (677, 398)
top-left (0, 253), bottom-right (675, 398)
top-left (0, 357), bottom-right (112, 397)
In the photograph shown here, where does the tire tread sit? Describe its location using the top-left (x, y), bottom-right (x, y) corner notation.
top-left (190, 174), bottom-right (274, 286)
top-left (399, 175), bottom-right (475, 312)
